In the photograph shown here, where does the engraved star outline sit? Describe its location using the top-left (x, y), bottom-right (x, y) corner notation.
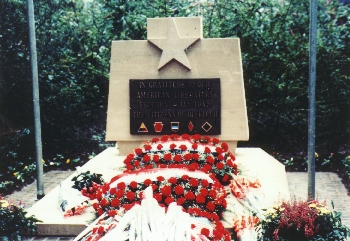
top-left (148, 18), bottom-right (200, 70)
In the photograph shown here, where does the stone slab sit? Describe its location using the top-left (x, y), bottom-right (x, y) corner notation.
top-left (27, 147), bottom-right (289, 236)
top-left (106, 17), bottom-right (249, 155)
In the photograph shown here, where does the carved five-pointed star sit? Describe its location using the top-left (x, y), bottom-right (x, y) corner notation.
top-left (148, 18), bottom-right (200, 70)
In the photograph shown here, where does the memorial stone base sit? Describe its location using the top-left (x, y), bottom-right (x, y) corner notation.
top-left (27, 147), bottom-right (290, 236)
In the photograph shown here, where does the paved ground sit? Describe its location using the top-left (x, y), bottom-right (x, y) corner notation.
top-left (5, 171), bottom-right (350, 240)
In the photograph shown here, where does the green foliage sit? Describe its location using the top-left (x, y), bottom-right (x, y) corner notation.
top-left (1, 0), bottom-right (349, 194)
top-left (71, 171), bottom-right (104, 191)
top-left (0, 198), bottom-right (41, 240)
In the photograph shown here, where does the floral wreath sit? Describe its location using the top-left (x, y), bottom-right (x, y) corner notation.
top-left (123, 134), bottom-right (238, 184)
top-left (73, 134), bottom-right (239, 241)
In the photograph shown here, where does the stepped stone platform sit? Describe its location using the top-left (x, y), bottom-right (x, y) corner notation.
top-left (21, 147), bottom-right (289, 236)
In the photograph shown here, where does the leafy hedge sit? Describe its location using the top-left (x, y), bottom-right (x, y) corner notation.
top-left (0, 0), bottom-right (349, 194)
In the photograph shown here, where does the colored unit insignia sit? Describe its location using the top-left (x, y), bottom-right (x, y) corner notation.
top-left (188, 121), bottom-right (194, 132)
top-left (201, 122), bottom-right (212, 132)
top-left (153, 122), bottom-right (164, 132)
top-left (171, 122), bottom-right (180, 132)
top-left (138, 122), bottom-right (149, 133)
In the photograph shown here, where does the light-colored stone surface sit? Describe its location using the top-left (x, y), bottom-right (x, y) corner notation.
top-left (106, 17), bottom-right (249, 155)
top-left (25, 147), bottom-right (289, 236)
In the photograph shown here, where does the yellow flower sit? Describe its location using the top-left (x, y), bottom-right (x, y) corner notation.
top-left (279, 207), bottom-right (285, 212)
top-left (315, 152), bottom-right (319, 158)
top-left (66, 159), bottom-right (70, 164)
top-left (318, 207), bottom-right (330, 214)
top-left (309, 203), bottom-right (317, 208)
top-left (0, 200), bottom-right (9, 208)
top-left (266, 208), bottom-right (276, 214)
top-left (13, 172), bottom-right (18, 177)
top-left (23, 166), bottom-right (28, 170)
top-left (42, 159), bottom-right (45, 164)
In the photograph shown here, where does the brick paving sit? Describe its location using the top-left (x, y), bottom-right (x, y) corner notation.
top-left (5, 171), bottom-right (350, 240)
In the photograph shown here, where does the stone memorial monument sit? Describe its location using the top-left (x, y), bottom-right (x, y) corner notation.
top-left (106, 17), bottom-right (249, 155)
top-left (26, 17), bottom-right (289, 238)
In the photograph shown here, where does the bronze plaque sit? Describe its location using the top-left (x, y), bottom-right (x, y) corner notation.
top-left (130, 79), bottom-right (221, 135)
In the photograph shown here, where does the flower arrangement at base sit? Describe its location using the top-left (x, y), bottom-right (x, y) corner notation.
top-left (123, 134), bottom-right (238, 185)
top-left (90, 169), bottom-right (228, 223)
top-left (0, 197), bottom-right (41, 240)
top-left (77, 184), bottom-right (231, 241)
top-left (256, 200), bottom-right (350, 241)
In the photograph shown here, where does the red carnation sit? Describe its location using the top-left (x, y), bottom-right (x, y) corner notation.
top-left (211, 213), bottom-right (220, 222)
top-left (204, 136), bottom-right (211, 142)
top-left (191, 224), bottom-right (196, 229)
top-left (143, 154), bottom-right (151, 162)
top-left (157, 144), bottom-right (163, 150)
top-left (173, 154), bottom-right (182, 163)
top-left (216, 162), bottom-right (225, 170)
top-left (201, 179), bottom-right (209, 187)
top-left (229, 152), bottom-right (236, 161)
top-left (192, 153), bottom-right (200, 160)
top-left (204, 147), bottom-right (211, 154)
top-left (222, 174), bottom-right (230, 183)
top-left (221, 142), bottom-right (228, 151)
top-left (203, 164), bottom-right (212, 172)
top-left (135, 148), bottom-right (143, 155)
top-left (157, 176), bottom-right (165, 182)
top-left (182, 134), bottom-right (191, 140)
top-left (206, 201), bottom-right (216, 212)
top-left (153, 154), bottom-right (160, 162)
top-left (161, 185), bottom-right (172, 196)
top-left (174, 185), bottom-right (184, 195)
top-left (117, 182), bottom-right (126, 190)
top-left (170, 143), bottom-right (177, 150)
top-left (196, 195), bottom-right (206, 204)
top-left (144, 179), bottom-right (152, 186)
top-left (100, 198), bottom-right (109, 207)
top-left (111, 198), bottom-right (120, 207)
top-left (209, 190), bottom-right (217, 198)
top-left (192, 143), bottom-right (198, 150)
top-left (192, 134), bottom-right (201, 141)
top-left (168, 177), bottom-right (177, 184)
top-left (110, 188), bottom-right (117, 195)
top-left (201, 228), bottom-right (210, 237)
top-left (184, 153), bottom-right (192, 161)
top-left (226, 159), bottom-right (234, 167)
top-left (177, 197), bottom-right (186, 205)
top-left (206, 156), bottom-right (215, 164)
top-left (128, 181), bottom-right (137, 189)
top-left (92, 203), bottom-right (99, 210)
top-left (134, 160), bottom-right (140, 167)
top-left (170, 134), bottom-right (179, 139)
top-left (154, 193), bottom-right (163, 202)
top-left (97, 208), bottom-right (103, 216)
top-left (188, 162), bottom-right (199, 171)
top-left (144, 145), bottom-right (152, 151)
top-left (108, 210), bottom-right (117, 217)
top-left (165, 197), bottom-right (175, 205)
top-left (189, 178), bottom-right (199, 187)
top-left (216, 147), bottom-right (224, 154)
top-left (126, 191), bottom-right (135, 201)
top-left (161, 135), bottom-right (169, 142)
top-left (164, 153), bottom-right (172, 161)
top-left (218, 154), bottom-right (224, 161)
top-left (212, 138), bottom-right (220, 144)
top-left (123, 158), bottom-right (131, 165)
top-left (98, 226), bottom-right (104, 234)
top-left (185, 191), bottom-right (195, 200)
top-left (179, 145), bottom-right (187, 151)
top-left (182, 174), bottom-right (189, 181)
top-left (200, 188), bottom-right (208, 197)
top-left (151, 137), bottom-right (159, 142)
top-left (116, 189), bottom-right (124, 198)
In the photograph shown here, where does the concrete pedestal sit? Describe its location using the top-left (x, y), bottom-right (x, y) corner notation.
top-left (27, 147), bottom-right (289, 236)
